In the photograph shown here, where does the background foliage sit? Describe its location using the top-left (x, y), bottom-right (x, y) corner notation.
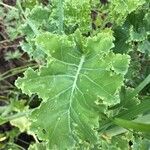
top-left (0, 0), bottom-right (150, 149)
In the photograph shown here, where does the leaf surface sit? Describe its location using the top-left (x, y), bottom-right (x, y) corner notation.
top-left (16, 30), bottom-right (130, 149)
top-left (109, 0), bottom-right (146, 25)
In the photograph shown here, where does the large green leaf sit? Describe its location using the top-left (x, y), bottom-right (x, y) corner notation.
top-left (16, 30), bottom-right (130, 149)
top-left (50, 0), bottom-right (91, 34)
top-left (109, 0), bottom-right (146, 25)
top-left (64, 0), bottom-right (91, 33)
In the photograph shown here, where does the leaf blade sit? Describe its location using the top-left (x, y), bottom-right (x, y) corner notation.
top-left (15, 30), bottom-right (130, 148)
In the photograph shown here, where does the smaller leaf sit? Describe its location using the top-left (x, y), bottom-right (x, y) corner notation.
top-left (114, 118), bottom-right (150, 132)
top-left (10, 117), bottom-right (31, 132)
top-left (111, 54), bottom-right (130, 74)
top-left (29, 6), bottom-right (50, 24)
top-left (0, 117), bottom-right (7, 126)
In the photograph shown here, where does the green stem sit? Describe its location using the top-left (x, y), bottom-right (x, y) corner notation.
top-left (16, 0), bottom-right (39, 35)
top-left (113, 118), bottom-right (150, 133)
top-left (0, 111), bottom-right (30, 125)
top-left (0, 2), bottom-right (18, 10)
top-left (129, 74), bottom-right (150, 99)
top-left (102, 114), bottom-right (150, 137)
top-left (0, 64), bottom-right (37, 81)
top-left (8, 143), bottom-right (26, 150)
top-left (58, 0), bottom-right (64, 34)
top-left (99, 99), bottom-right (150, 132)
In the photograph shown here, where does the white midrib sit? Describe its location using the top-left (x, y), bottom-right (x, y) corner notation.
top-left (68, 55), bottom-right (85, 131)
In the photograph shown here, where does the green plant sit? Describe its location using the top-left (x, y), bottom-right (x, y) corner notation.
top-left (0, 0), bottom-right (150, 149)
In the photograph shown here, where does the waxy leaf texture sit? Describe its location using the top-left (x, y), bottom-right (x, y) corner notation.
top-left (16, 30), bottom-right (130, 149)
